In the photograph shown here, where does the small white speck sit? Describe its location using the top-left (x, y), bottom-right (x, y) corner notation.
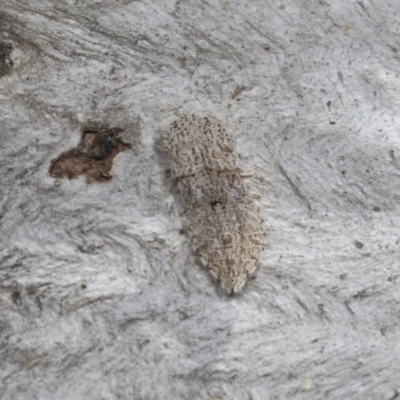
top-left (302, 379), bottom-right (314, 391)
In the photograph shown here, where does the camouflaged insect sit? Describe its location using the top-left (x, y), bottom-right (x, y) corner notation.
top-left (164, 114), bottom-right (264, 293)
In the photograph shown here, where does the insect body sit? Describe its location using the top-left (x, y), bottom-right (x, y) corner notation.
top-left (164, 114), bottom-right (264, 293)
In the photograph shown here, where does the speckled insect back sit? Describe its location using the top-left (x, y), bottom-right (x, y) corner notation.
top-left (164, 114), bottom-right (264, 294)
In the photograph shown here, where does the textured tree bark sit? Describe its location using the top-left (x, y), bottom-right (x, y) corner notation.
top-left (1, 1), bottom-right (400, 399)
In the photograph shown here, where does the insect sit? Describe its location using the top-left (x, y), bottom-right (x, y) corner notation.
top-left (164, 114), bottom-right (264, 294)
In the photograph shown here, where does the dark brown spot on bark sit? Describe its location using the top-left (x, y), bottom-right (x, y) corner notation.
top-left (0, 42), bottom-right (13, 77)
top-left (11, 290), bottom-right (21, 306)
top-left (49, 127), bottom-right (131, 182)
top-left (232, 86), bottom-right (245, 99)
top-left (354, 240), bottom-right (364, 249)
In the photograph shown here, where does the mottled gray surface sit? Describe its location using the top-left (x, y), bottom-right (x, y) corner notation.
top-left (1, 0), bottom-right (400, 399)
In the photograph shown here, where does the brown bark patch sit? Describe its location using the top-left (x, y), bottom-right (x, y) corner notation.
top-left (49, 127), bottom-right (131, 182)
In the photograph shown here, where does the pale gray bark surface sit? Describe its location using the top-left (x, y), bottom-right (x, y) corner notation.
top-left (1, 1), bottom-right (400, 399)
